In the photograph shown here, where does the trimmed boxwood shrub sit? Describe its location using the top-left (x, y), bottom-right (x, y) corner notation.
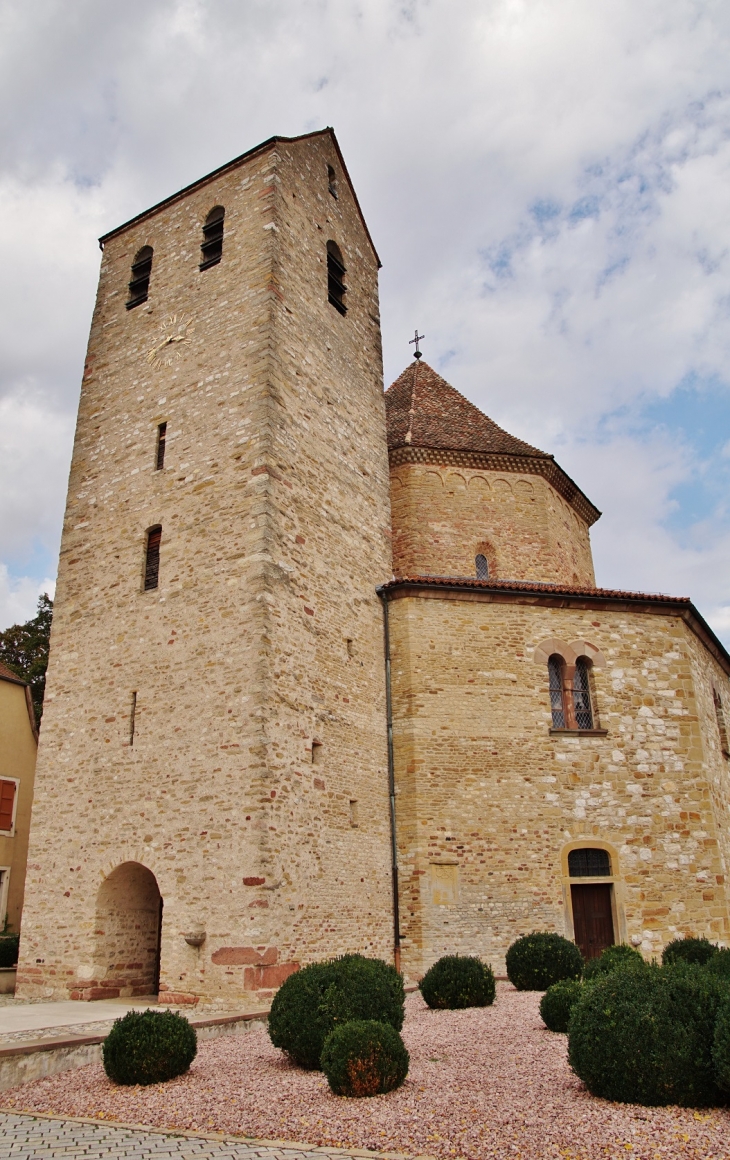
top-left (568, 962), bottom-right (729, 1106)
top-left (582, 944), bottom-right (644, 981)
top-left (268, 954), bottom-right (405, 1070)
top-left (712, 995), bottom-right (730, 1092)
top-left (321, 1019), bottom-right (409, 1097)
top-left (0, 935), bottom-right (19, 968)
top-left (540, 979), bottom-right (582, 1033)
top-left (419, 955), bottom-right (495, 1009)
top-left (662, 936), bottom-right (717, 966)
top-left (102, 1010), bottom-right (197, 1086)
top-left (706, 948), bottom-right (730, 982)
top-left (505, 933), bottom-right (583, 991)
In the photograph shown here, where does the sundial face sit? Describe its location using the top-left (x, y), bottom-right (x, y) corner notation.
top-left (146, 314), bottom-right (194, 369)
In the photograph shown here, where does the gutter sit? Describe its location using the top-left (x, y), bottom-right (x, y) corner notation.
top-left (376, 584), bottom-right (401, 973)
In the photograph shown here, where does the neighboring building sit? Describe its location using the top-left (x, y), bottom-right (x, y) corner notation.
top-left (15, 129), bottom-right (730, 1002)
top-left (0, 663), bottom-right (38, 934)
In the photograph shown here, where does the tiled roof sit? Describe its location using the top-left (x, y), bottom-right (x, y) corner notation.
top-left (385, 361), bottom-right (549, 457)
top-left (0, 661), bottom-right (25, 684)
top-left (381, 575), bottom-right (691, 604)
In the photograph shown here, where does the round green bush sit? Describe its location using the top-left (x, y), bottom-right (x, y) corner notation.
top-left (419, 955), bottom-right (495, 1009)
top-left (712, 995), bottom-right (730, 1092)
top-left (505, 932), bottom-right (583, 991)
top-left (568, 962), bottom-right (729, 1106)
top-left (662, 936), bottom-right (717, 966)
top-left (706, 948), bottom-right (730, 981)
top-left (102, 1009), bottom-right (197, 1086)
top-left (582, 943), bottom-right (644, 981)
top-left (540, 979), bottom-right (583, 1032)
top-left (268, 954), bottom-right (405, 1070)
top-left (321, 1019), bottom-right (409, 1097)
top-left (0, 935), bottom-right (19, 968)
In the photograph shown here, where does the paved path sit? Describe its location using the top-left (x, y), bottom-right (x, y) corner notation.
top-left (0, 1113), bottom-right (415, 1159)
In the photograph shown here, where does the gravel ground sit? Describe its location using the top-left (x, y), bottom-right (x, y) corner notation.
top-left (2, 984), bottom-right (728, 1159)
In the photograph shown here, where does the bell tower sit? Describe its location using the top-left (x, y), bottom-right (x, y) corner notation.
top-left (17, 129), bottom-right (395, 1004)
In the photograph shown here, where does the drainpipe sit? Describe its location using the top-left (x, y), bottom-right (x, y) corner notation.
top-left (376, 585), bottom-right (401, 973)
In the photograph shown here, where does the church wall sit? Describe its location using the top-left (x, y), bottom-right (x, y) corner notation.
top-left (17, 132), bottom-right (394, 1004)
top-left (387, 592), bottom-right (730, 979)
top-left (389, 461), bottom-right (595, 585)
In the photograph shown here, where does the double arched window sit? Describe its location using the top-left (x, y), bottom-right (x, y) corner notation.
top-left (548, 654), bottom-right (594, 730)
top-left (200, 206), bottom-right (225, 270)
top-left (327, 241), bottom-right (347, 315)
top-left (127, 246), bottom-right (153, 309)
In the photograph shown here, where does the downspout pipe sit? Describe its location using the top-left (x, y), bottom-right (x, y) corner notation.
top-left (376, 584), bottom-right (401, 973)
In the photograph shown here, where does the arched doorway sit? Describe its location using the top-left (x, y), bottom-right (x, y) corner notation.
top-left (567, 847), bottom-right (615, 961)
top-left (94, 862), bottom-right (162, 998)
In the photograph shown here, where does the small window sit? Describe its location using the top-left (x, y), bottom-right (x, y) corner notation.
top-left (312, 740), bottom-right (323, 765)
top-left (548, 655), bottom-right (566, 728)
top-left (327, 164), bottom-right (338, 198)
top-left (126, 246), bottom-right (153, 309)
top-left (327, 241), bottom-right (347, 315)
top-left (144, 526), bottom-right (162, 591)
top-left (573, 658), bottom-right (594, 729)
top-left (475, 553), bottom-right (489, 580)
top-left (200, 206), bottom-right (224, 270)
top-left (714, 689), bottom-right (730, 758)
top-left (0, 779), bottom-right (17, 833)
top-left (569, 848), bottom-right (611, 877)
top-left (155, 423), bottom-right (167, 471)
top-left (349, 800), bottom-right (359, 827)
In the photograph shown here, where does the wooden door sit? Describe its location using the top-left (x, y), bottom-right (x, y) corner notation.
top-left (571, 883), bottom-right (614, 960)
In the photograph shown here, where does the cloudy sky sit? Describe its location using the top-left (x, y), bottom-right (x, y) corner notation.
top-left (1, 0), bottom-right (729, 644)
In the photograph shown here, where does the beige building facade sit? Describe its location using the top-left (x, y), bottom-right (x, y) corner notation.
top-left (0, 663), bottom-right (38, 935)
top-left (15, 129), bottom-right (730, 1000)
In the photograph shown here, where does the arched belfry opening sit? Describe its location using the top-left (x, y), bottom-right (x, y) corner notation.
top-left (93, 862), bottom-right (162, 999)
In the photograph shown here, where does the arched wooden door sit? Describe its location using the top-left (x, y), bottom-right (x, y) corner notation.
top-left (570, 882), bottom-right (614, 960)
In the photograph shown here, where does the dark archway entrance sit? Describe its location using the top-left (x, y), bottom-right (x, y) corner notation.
top-left (92, 862), bottom-right (162, 999)
top-left (571, 883), bottom-right (614, 960)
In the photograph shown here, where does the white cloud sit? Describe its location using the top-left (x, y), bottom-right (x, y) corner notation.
top-left (0, 0), bottom-right (729, 640)
top-left (0, 565), bottom-right (55, 632)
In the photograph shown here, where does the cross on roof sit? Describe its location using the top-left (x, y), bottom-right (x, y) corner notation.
top-left (409, 329), bottom-right (424, 360)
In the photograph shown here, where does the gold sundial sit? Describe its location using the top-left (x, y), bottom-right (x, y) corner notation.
top-left (146, 314), bottom-right (194, 368)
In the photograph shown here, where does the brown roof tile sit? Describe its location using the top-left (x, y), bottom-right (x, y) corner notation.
top-left (0, 661), bottom-right (25, 685)
top-left (382, 574), bottom-right (691, 603)
top-left (385, 360), bottom-right (549, 457)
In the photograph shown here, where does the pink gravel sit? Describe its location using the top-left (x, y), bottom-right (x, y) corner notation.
top-left (2, 984), bottom-right (729, 1159)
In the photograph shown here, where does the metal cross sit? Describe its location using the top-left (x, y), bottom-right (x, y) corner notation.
top-left (409, 329), bottom-right (424, 360)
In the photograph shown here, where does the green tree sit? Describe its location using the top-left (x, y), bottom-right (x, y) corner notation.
top-left (0, 593), bottom-right (53, 725)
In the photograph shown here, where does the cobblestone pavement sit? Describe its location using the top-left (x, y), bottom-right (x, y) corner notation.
top-left (0, 1113), bottom-right (413, 1160)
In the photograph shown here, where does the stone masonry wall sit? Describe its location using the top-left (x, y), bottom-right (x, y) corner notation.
top-left (387, 591), bottom-right (730, 980)
top-left (17, 131), bottom-right (394, 1003)
top-left (390, 461), bottom-right (596, 585)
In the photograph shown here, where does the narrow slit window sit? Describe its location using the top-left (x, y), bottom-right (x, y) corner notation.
top-left (200, 206), bottom-right (225, 270)
top-left (144, 526), bottom-right (162, 591)
top-left (569, 848), bottom-right (611, 877)
top-left (475, 553), bottom-right (489, 580)
top-left (155, 423), bottom-right (167, 470)
top-left (714, 689), bottom-right (729, 757)
top-left (548, 655), bottom-right (566, 729)
top-left (127, 246), bottom-right (153, 309)
top-left (573, 658), bottom-right (594, 730)
top-left (130, 691), bottom-right (137, 746)
top-left (327, 241), bottom-right (347, 315)
top-left (312, 740), bottom-right (323, 765)
top-left (327, 165), bottom-right (338, 198)
top-left (0, 779), bottom-right (17, 832)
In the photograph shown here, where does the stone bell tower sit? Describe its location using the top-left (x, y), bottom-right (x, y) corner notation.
top-left (17, 129), bottom-right (395, 1004)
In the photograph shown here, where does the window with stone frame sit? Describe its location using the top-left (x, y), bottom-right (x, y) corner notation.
top-left (144, 526), bottom-right (162, 591)
top-left (200, 206), bottom-right (225, 270)
top-left (548, 655), bottom-right (566, 728)
top-left (475, 553), bottom-right (489, 580)
top-left (714, 688), bottom-right (730, 758)
top-left (573, 657), bottom-right (594, 730)
top-left (327, 241), bottom-right (347, 315)
top-left (127, 246), bottom-right (153, 309)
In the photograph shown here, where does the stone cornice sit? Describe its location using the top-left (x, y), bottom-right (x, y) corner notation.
top-left (388, 445), bottom-right (601, 527)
